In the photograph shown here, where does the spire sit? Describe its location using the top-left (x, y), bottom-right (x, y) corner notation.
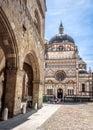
top-left (59, 21), bottom-right (64, 34)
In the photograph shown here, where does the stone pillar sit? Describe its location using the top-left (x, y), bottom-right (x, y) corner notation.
top-left (33, 80), bottom-right (43, 109)
top-left (13, 70), bottom-right (25, 116)
top-left (44, 84), bottom-right (47, 95)
top-left (55, 85), bottom-right (58, 98)
top-left (54, 85), bottom-right (57, 98)
top-left (4, 68), bottom-right (17, 117)
top-left (4, 69), bottom-right (24, 117)
top-left (38, 83), bottom-right (43, 108)
top-left (32, 80), bottom-right (39, 109)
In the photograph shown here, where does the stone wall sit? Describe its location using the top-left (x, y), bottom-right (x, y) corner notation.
top-left (0, 0), bottom-right (46, 116)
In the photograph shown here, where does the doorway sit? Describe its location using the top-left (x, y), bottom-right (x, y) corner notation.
top-left (22, 62), bottom-right (33, 108)
top-left (57, 88), bottom-right (63, 99)
top-left (22, 52), bottom-right (40, 110)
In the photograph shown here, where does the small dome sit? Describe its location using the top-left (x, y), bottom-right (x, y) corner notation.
top-left (49, 21), bottom-right (75, 44)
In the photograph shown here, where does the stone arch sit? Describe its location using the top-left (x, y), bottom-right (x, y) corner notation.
top-left (0, 7), bottom-right (19, 117)
top-left (0, 7), bottom-right (18, 65)
top-left (23, 51), bottom-right (40, 80)
top-left (22, 51), bottom-right (41, 109)
top-left (47, 80), bottom-right (53, 84)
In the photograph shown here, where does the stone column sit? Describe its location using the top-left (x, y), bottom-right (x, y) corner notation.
top-left (38, 82), bottom-right (43, 108)
top-left (64, 84), bottom-right (66, 97)
top-left (4, 68), bottom-right (17, 117)
top-left (44, 84), bottom-right (47, 95)
top-left (32, 80), bottom-right (39, 109)
top-left (33, 80), bottom-right (43, 109)
top-left (13, 70), bottom-right (25, 115)
top-left (4, 69), bottom-right (24, 117)
top-left (55, 85), bottom-right (57, 98)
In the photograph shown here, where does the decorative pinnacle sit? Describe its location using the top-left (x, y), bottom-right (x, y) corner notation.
top-left (59, 21), bottom-right (64, 34)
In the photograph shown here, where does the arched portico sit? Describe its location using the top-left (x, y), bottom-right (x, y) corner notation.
top-left (22, 51), bottom-right (42, 109)
top-left (0, 8), bottom-right (19, 117)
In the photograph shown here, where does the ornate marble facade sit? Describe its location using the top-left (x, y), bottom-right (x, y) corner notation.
top-left (44, 22), bottom-right (93, 101)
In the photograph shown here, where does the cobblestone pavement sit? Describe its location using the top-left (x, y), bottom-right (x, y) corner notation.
top-left (39, 103), bottom-right (93, 130)
top-left (0, 104), bottom-right (61, 130)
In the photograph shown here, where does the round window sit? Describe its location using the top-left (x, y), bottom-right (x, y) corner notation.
top-left (55, 71), bottom-right (66, 81)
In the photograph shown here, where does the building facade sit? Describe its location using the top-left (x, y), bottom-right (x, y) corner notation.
top-left (44, 22), bottom-right (93, 101)
top-left (0, 0), bottom-right (46, 117)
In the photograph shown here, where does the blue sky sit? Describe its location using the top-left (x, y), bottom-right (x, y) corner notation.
top-left (45, 0), bottom-right (93, 71)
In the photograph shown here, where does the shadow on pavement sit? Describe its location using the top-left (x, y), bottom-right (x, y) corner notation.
top-left (0, 109), bottom-right (36, 130)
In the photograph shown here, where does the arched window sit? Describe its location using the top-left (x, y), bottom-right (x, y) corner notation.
top-left (59, 46), bottom-right (64, 51)
top-left (47, 89), bottom-right (53, 95)
top-left (68, 89), bottom-right (74, 95)
top-left (82, 84), bottom-right (85, 92)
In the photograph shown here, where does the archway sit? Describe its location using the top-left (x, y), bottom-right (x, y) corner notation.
top-left (22, 63), bottom-right (33, 108)
top-left (57, 88), bottom-right (63, 99)
top-left (0, 8), bottom-right (19, 117)
top-left (22, 52), bottom-right (40, 109)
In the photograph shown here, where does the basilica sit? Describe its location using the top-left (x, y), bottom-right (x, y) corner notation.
top-left (44, 22), bottom-right (93, 102)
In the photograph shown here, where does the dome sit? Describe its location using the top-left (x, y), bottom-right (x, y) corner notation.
top-left (49, 22), bottom-right (75, 44)
top-left (49, 34), bottom-right (75, 44)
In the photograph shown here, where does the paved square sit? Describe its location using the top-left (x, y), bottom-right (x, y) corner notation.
top-left (0, 103), bottom-right (93, 130)
top-left (39, 103), bottom-right (93, 130)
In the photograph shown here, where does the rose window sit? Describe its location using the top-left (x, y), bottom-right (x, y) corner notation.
top-left (55, 71), bottom-right (66, 81)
